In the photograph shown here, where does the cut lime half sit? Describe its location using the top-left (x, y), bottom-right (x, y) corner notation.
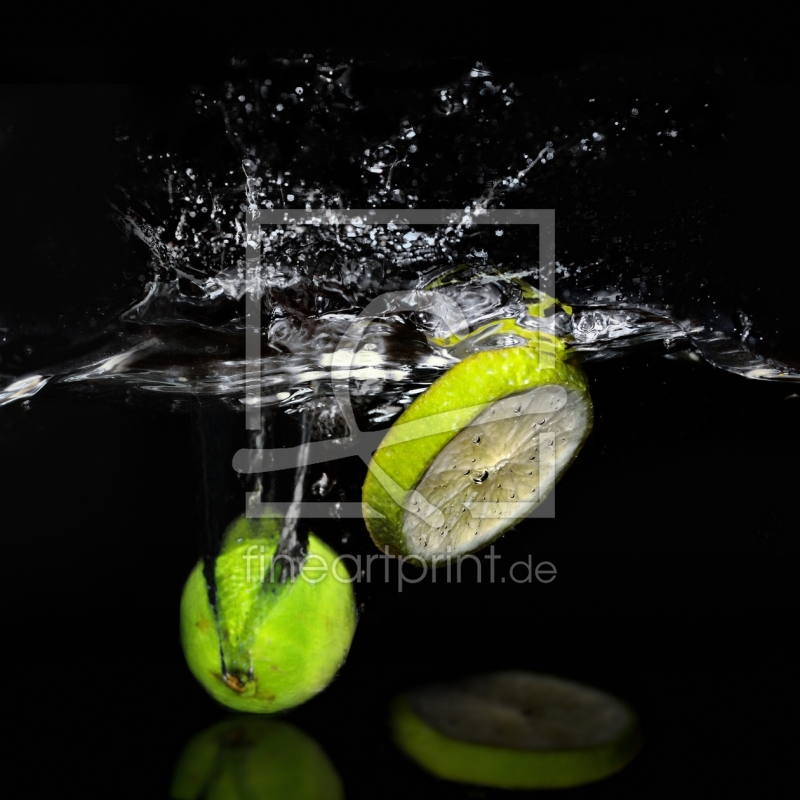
top-left (390, 671), bottom-right (641, 789)
top-left (362, 336), bottom-right (592, 563)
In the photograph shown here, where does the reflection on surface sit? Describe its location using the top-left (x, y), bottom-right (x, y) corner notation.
top-left (170, 717), bottom-right (343, 800)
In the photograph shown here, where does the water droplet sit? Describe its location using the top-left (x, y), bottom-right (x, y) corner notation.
top-left (472, 435), bottom-right (481, 444)
top-left (472, 470), bottom-right (489, 484)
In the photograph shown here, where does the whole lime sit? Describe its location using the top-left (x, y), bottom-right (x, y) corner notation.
top-left (180, 515), bottom-right (357, 713)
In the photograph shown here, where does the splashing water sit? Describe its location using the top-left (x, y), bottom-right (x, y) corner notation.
top-left (2, 55), bottom-right (798, 422)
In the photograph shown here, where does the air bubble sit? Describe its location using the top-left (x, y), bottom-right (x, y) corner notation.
top-left (435, 89), bottom-right (460, 115)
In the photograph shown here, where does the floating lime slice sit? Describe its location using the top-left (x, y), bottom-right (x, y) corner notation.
top-left (391, 671), bottom-right (641, 789)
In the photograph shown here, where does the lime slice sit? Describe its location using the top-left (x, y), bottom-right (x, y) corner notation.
top-left (362, 336), bottom-right (592, 563)
top-left (390, 671), bottom-right (641, 789)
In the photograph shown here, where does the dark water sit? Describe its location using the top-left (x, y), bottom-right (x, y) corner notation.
top-left (1, 50), bottom-right (797, 797)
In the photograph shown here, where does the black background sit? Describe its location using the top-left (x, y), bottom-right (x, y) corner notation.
top-left (0, 49), bottom-right (797, 798)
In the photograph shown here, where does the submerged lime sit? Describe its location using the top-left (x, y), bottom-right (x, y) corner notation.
top-left (180, 515), bottom-right (357, 713)
top-left (362, 334), bottom-right (592, 564)
top-left (390, 671), bottom-right (641, 789)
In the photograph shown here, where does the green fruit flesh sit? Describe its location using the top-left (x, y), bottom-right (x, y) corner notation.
top-left (180, 516), bottom-right (357, 713)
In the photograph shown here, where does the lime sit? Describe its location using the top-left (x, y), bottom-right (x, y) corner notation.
top-left (390, 671), bottom-right (641, 789)
top-left (170, 717), bottom-right (344, 799)
top-left (362, 334), bottom-right (592, 563)
top-left (180, 515), bottom-right (357, 713)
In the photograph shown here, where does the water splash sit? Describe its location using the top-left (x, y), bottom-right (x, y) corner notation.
top-left (2, 55), bottom-right (798, 412)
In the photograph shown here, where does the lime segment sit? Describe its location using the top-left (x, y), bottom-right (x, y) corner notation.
top-left (391, 671), bottom-right (641, 789)
top-left (362, 341), bottom-right (592, 563)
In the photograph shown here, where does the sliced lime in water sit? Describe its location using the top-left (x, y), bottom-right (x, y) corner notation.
top-left (391, 671), bottom-right (641, 789)
top-left (362, 337), bottom-right (592, 564)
